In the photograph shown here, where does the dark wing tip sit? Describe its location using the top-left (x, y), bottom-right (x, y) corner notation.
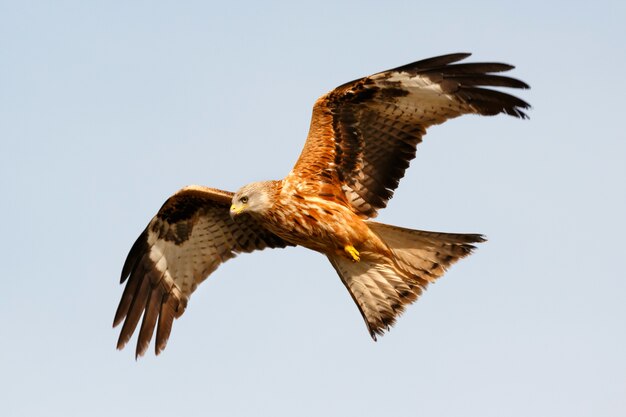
top-left (476, 234), bottom-right (487, 243)
top-left (114, 221), bottom-right (175, 356)
top-left (120, 228), bottom-right (149, 283)
top-left (443, 74), bottom-right (530, 90)
top-left (135, 287), bottom-right (162, 358)
top-left (115, 275), bottom-right (151, 350)
top-left (155, 294), bottom-right (179, 355)
top-left (398, 52), bottom-right (472, 71)
top-left (456, 85), bottom-right (531, 119)
top-left (113, 258), bottom-right (145, 328)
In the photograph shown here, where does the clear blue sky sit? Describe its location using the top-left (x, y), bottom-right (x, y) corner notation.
top-left (1, 1), bottom-right (625, 416)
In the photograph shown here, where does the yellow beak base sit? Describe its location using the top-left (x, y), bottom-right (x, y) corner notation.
top-left (230, 204), bottom-right (245, 217)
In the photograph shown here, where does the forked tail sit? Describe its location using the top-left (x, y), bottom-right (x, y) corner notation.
top-left (327, 221), bottom-right (485, 339)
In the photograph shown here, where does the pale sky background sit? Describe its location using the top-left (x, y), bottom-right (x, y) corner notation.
top-left (1, 1), bottom-right (625, 416)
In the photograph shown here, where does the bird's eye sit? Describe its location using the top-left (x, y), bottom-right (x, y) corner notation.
top-left (240, 196), bottom-right (248, 204)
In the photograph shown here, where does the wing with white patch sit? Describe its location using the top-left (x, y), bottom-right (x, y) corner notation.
top-left (289, 52), bottom-right (530, 217)
top-left (113, 186), bottom-right (293, 357)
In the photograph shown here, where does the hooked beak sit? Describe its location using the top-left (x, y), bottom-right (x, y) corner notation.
top-left (230, 203), bottom-right (244, 219)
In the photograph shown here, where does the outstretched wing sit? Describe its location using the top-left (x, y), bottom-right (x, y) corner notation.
top-left (288, 52), bottom-right (530, 217)
top-left (113, 186), bottom-right (292, 357)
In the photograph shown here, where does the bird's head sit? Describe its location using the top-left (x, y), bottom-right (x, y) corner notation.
top-left (230, 181), bottom-right (274, 219)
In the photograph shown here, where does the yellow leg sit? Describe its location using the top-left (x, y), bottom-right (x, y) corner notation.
top-left (344, 245), bottom-right (360, 262)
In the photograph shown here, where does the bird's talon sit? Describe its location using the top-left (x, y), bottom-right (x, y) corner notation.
top-left (345, 245), bottom-right (360, 262)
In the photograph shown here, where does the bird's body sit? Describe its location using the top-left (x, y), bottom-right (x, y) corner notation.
top-left (114, 53), bottom-right (530, 357)
top-left (250, 180), bottom-right (384, 258)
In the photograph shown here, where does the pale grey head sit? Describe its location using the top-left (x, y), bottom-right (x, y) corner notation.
top-left (230, 181), bottom-right (275, 218)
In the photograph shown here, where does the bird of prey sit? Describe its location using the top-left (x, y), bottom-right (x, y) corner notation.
top-left (114, 52), bottom-right (529, 357)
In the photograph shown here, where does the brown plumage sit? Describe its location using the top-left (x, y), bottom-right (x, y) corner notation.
top-left (114, 53), bottom-right (529, 356)
top-left (114, 186), bottom-right (293, 357)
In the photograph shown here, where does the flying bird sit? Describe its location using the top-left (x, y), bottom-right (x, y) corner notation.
top-left (114, 52), bottom-right (530, 357)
